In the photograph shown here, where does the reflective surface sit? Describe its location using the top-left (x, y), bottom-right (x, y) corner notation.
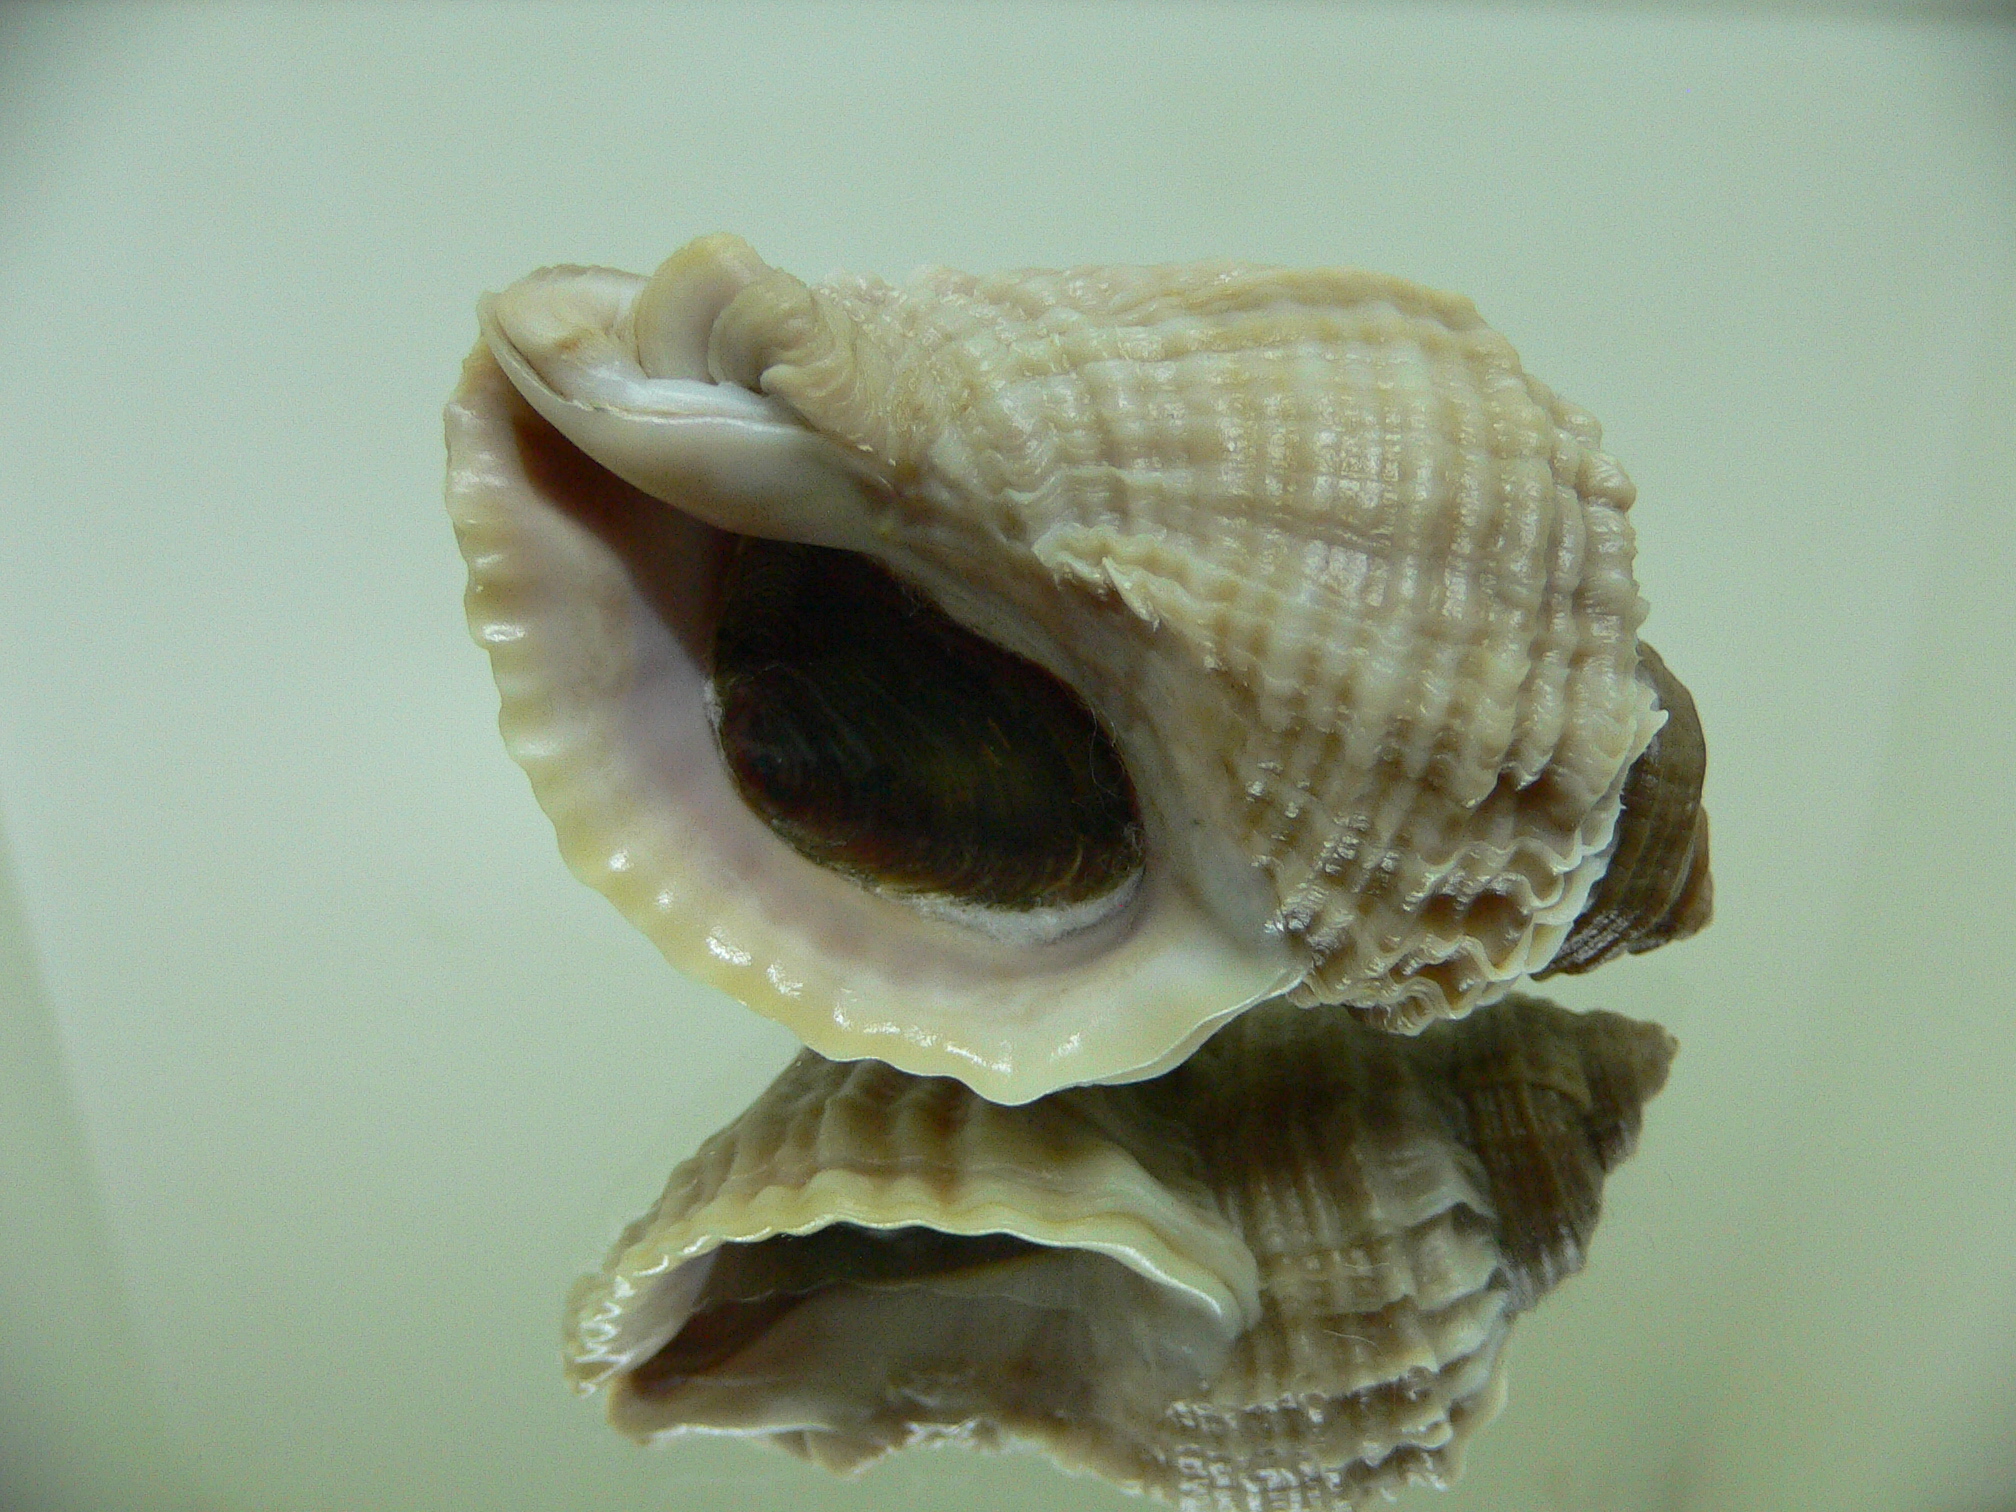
top-left (2, 5), bottom-right (2012, 1511)
top-left (564, 995), bottom-right (1677, 1500)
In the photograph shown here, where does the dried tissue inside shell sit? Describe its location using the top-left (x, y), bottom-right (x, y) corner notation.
top-left (565, 994), bottom-right (1677, 1508)
top-left (444, 234), bottom-right (1710, 1101)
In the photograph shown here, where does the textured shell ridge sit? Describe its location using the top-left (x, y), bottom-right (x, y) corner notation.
top-left (726, 254), bottom-right (1664, 1012)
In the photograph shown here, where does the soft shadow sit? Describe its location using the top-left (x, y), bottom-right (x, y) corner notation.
top-left (0, 804), bottom-right (205, 1512)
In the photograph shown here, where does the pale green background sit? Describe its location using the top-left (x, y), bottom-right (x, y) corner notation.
top-left (2, 4), bottom-right (2012, 1511)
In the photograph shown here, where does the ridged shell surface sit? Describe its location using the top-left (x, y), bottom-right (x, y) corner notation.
top-left (565, 994), bottom-right (1676, 1508)
top-left (450, 236), bottom-right (1703, 1100)
top-left (698, 249), bottom-right (1662, 1023)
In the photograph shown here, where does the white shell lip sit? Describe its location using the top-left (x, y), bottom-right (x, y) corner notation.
top-left (446, 281), bottom-right (1304, 1103)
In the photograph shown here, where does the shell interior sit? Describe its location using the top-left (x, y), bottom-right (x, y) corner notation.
top-left (445, 324), bottom-right (1300, 1105)
top-left (710, 537), bottom-right (1146, 931)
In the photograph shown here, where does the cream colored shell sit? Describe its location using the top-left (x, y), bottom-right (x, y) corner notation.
top-left (565, 994), bottom-right (1676, 1507)
top-left (447, 235), bottom-right (1671, 1100)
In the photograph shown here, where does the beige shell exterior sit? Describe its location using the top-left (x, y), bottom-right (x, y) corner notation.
top-left (566, 994), bottom-right (1676, 1507)
top-left (449, 236), bottom-right (1681, 1099)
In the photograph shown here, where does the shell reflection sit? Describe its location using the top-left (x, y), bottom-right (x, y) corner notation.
top-left (566, 994), bottom-right (1675, 1508)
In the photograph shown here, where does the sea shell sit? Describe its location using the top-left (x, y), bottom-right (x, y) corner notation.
top-left (565, 993), bottom-right (1676, 1508)
top-left (444, 236), bottom-right (1710, 1100)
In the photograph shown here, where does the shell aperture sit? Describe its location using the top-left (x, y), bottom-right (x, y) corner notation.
top-left (445, 235), bottom-right (1711, 1099)
top-left (711, 537), bottom-right (1146, 926)
top-left (565, 993), bottom-right (1677, 1507)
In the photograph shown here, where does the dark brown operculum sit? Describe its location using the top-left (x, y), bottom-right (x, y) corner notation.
top-left (709, 538), bottom-right (1145, 913)
top-left (1542, 642), bottom-right (1713, 977)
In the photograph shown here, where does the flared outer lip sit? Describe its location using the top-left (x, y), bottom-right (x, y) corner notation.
top-left (444, 294), bottom-right (1303, 1103)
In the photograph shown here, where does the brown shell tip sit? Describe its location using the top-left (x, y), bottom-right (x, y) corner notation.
top-left (1544, 642), bottom-right (1713, 977)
